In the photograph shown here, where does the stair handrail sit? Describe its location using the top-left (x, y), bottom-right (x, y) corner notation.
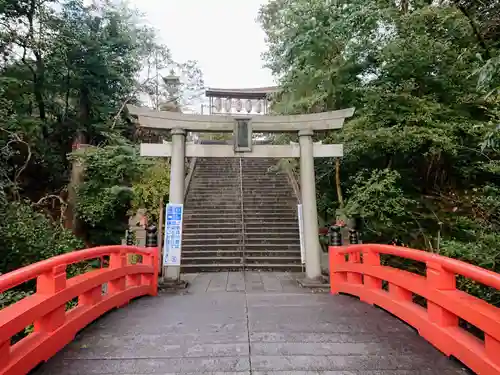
top-left (183, 134), bottom-right (199, 199)
top-left (329, 243), bottom-right (500, 374)
top-left (238, 157), bottom-right (246, 266)
top-left (0, 245), bottom-right (158, 375)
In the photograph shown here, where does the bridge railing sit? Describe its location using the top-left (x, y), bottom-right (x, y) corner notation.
top-left (0, 245), bottom-right (158, 375)
top-left (329, 243), bottom-right (500, 375)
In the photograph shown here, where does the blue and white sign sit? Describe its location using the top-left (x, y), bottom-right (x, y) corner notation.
top-left (163, 203), bottom-right (184, 266)
top-left (298, 204), bottom-right (305, 264)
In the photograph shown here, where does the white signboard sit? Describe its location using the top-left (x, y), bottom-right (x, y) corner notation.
top-left (163, 203), bottom-right (183, 266)
top-left (298, 204), bottom-right (305, 264)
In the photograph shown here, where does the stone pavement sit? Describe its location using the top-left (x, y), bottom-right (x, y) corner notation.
top-left (35, 272), bottom-right (469, 375)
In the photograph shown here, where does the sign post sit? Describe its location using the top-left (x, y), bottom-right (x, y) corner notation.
top-left (163, 203), bottom-right (184, 268)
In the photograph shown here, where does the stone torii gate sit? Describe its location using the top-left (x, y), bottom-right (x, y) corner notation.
top-left (127, 104), bottom-right (355, 281)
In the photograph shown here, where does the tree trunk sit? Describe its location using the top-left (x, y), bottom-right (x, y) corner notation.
top-left (65, 87), bottom-right (90, 237)
top-left (335, 158), bottom-right (344, 209)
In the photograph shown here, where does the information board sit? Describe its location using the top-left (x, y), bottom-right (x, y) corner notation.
top-left (163, 203), bottom-right (184, 266)
top-left (298, 204), bottom-right (305, 264)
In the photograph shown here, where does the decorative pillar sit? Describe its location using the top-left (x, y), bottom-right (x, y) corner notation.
top-left (298, 129), bottom-right (322, 280)
top-left (165, 128), bottom-right (186, 280)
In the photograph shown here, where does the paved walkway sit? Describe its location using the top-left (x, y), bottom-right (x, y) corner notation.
top-left (36, 272), bottom-right (468, 374)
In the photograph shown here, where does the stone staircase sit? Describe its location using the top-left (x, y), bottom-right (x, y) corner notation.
top-left (181, 157), bottom-right (302, 273)
top-left (182, 158), bottom-right (243, 272)
top-left (241, 158), bottom-right (302, 271)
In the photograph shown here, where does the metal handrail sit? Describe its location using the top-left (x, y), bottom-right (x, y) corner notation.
top-left (238, 157), bottom-right (246, 268)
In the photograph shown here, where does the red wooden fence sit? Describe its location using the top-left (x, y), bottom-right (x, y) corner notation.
top-left (0, 245), bottom-right (158, 375)
top-left (330, 243), bottom-right (500, 375)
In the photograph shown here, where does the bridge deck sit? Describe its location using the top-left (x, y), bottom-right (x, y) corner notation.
top-left (35, 272), bottom-right (468, 375)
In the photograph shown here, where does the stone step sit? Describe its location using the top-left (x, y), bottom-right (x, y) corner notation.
top-left (183, 218), bottom-right (242, 224)
top-left (245, 221), bottom-right (299, 228)
top-left (193, 173), bottom-right (238, 177)
top-left (245, 243), bottom-right (300, 250)
top-left (243, 185), bottom-right (292, 189)
top-left (183, 231), bottom-right (241, 237)
top-left (244, 208), bottom-right (297, 214)
top-left (194, 171), bottom-right (238, 174)
top-left (243, 192), bottom-right (293, 196)
top-left (182, 256), bottom-right (243, 265)
top-left (182, 250), bottom-right (243, 257)
top-left (189, 181), bottom-right (238, 185)
top-left (245, 263), bottom-right (303, 271)
top-left (240, 178), bottom-right (289, 182)
top-left (184, 206), bottom-right (242, 211)
top-left (245, 256), bottom-right (301, 265)
top-left (184, 213), bottom-right (242, 219)
top-left (190, 182), bottom-right (290, 188)
top-left (180, 263), bottom-right (303, 273)
top-left (243, 205), bottom-right (297, 210)
top-left (183, 237), bottom-right (241, 245)
top-left (182, 243), bottom-right (242, 250)
top-left (245, 227), bottom-right (300, 235)
top-left (243, 212), bottom-right (297, 218)
top-left (245, 237), bottom-right (300, 244)
top-left (183, 226), bottom-right (297, 234)
top-left (185, 202), bottom-right (241, 207)
top-left (183, 224), bottom-right (242, 231)
top-left (187, 193), bottom-right (240, 197)
top-left (242, 189), bottom-right (294, 193)
top-left (245, 235), bottom-right (300, 241)
top-left (188, 184), bottom-right (238, 188)
top-left (185, 208), bottom-right (241, 213)
top-left (182, 250), bottom-right (300, 257)
top-left (186, 201), bottom-right (241, 206)
top-left (188, 189), bottom-right (239, 194)
top-left (180, 263), bottom-right (244, 273)
top-left (184, 207), bottom-right (297, 215)
top-left (242, 200), bottom-right (297, 205)
top-left (188, 189), bottom-right (238, 193)
top-left (186, 199), bottom-right (240, 204)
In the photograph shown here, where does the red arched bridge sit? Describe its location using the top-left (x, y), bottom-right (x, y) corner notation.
top-left (0, 243), bottom-right (499, 374)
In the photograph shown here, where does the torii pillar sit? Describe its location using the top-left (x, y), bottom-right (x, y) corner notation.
top-left (128, 105), bottom-right (355, 281)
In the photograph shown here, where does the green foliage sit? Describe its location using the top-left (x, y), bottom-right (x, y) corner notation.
top-left (0, 0), bottom-right (204, 277)
top-left (342, 169), bottom-right (420, 243)
top-left (260, 0), bottom-right (500, 303)
top-left (131, 159), bottom-right (170, 225)
top-left (0, 200), bottom-right (83, 274)
top-left (75, 144), bottom-right (145, 245)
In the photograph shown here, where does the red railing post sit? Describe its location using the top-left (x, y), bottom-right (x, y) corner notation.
top-left (79, 286), bottom-right (102, 306)
top-left (125, 247), bottom-right (142, 287)
top-left (109, 249), bottom-right (127, 294)
top-left (34, 264), bottom-right (67, 332)
top-left (361, 247), bottom-right (381, 304)
top-left (329, 247), bottom-right (346, 294)
top-left (486, 334), bottom-right (500, 368)
top-left (347, 250), bottom-right (363, 285)
top-left (426, 262), bottom-right (458, 327)
top-left (0, 341), bottom-right (9, 369)
top-left (141, 251), bottom-right (158, 296)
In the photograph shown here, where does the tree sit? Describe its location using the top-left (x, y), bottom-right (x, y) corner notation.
top-left (260, 0), bottom-right (500, 303)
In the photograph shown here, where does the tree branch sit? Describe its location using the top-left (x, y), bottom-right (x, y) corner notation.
top-left (0, 127), bottom-right (32, 200)
top-left (111, 77), bottom-right (153, 129)
top-left (454, 1), bottom-right (491, 59)
top-left (34, 194), bottom-right (68, 227)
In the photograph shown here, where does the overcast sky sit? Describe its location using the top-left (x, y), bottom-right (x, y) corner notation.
top-left (130, 0), bottom-right (275, 90)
